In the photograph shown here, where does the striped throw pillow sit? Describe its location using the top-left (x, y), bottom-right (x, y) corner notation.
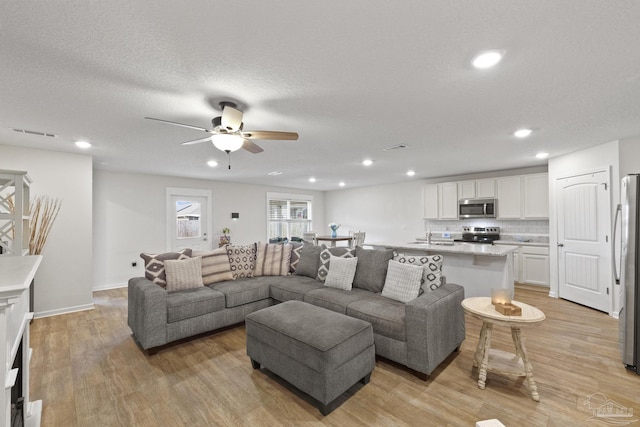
top-left (164, 256), bottom-right (204, 291)
top-left (253, 242), bottom-right (292, 276)
top-left (193, 248), bottom-right (234, 285)
top-left (381, 260), bottom-right (424, 303)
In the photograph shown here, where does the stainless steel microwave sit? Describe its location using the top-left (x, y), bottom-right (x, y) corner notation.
top-left (458, 198), bottom-right (497, 218)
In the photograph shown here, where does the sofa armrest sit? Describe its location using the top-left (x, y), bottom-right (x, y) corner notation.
top-left (128, 277), bottom-right (168, 349)
top-left (405, 283), bottom-right (465, 376)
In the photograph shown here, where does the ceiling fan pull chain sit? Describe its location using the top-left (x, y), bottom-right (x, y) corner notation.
top-left (227, 150), bottom-right (231, 170)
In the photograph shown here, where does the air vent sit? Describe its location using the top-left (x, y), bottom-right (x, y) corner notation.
top-left (10, 128), bottom-right (58, 138)
top-left (382, 144), bottom-right (408, 151)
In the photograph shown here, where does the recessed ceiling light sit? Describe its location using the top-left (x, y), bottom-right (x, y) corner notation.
top-left (472, 49), bottom-right (504, 69)
top-left (536, 152), bottom-right (549, 159)
top-left (267, 171), bottom-right (283, 176)
top-left (207, 160), bottom-right (218, 167)
top-left (406, 170), bottom-right (416, 177)
top-left (362, 159), bottom-right (373, 166)
top-left (514, 128), bottom-right (533, 138)
top-left (339, 182), bottom-right (346, 187)
top-left (75, 141), bottom-right (91, 149)
top-left (309, 177), bottom-right (316, 183)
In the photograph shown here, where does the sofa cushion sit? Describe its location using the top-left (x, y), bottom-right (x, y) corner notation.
top-left (253, 242), bottom-right (292, 276)
top-left (295, 244), bottom-right (323, 278)
top-left (288, 242), bottom-right (304, 273)
top-left (353, 247), bottom-right (394, 293)
top-left (164, 256), bottom-right (204, 291)
top-left (211, 277), bottom-right (272, 308)
top-left (194, 248), bottom-right (234, 285)
top-left (347, 294), bottom-right (406, 341)
top-left (227, 244), bottom-right (257, 279)
top-left (269, 275), bottom-right (324, 302)
top-left (317, 246), bottom-right (355, 281)
top-left (140, 249), bottom-right (192, 288)
top-left (166, 286), bottom-right (225, 323)
top-left (381, 260), bottom-right (424, 303)
top-left (303, 287), bottom-right (373, 314)
top-left (324, 255), bottom-right (358, 290)
top-left (394, 253), bottom-right (443, 292)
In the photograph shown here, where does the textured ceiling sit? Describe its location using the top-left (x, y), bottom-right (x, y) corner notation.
top-left (2, 1), bottom-right (640, 190)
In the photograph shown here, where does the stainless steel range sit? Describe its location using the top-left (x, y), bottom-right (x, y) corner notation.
top-left (454, 226), bottom-right (500, 244)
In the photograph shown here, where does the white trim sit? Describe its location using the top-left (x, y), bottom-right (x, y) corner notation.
top-left (166, 187), bottom-right (213, 252)
top-left (34, 303), bottom-right (94, 319)
top-left (92, 282), bottom-right (127, 292)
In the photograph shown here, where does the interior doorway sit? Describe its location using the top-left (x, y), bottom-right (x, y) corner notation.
top-left (555, 169), bottom-right (611, 313)
top-left (166, 187), bottom-right (212, 252)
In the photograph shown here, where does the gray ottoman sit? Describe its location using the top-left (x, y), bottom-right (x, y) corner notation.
top-left (246, 300), bottom-right (375, 415)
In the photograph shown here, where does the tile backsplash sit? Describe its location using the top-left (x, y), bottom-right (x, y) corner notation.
top-left (424, 219), bottom-right (549, 243)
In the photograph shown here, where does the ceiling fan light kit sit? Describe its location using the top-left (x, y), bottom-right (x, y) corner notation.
top-left (211, 134), bottom-right (244, 152)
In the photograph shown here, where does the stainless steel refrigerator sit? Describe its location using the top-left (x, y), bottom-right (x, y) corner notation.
top-left (617, 174), bottom-right (640, 373)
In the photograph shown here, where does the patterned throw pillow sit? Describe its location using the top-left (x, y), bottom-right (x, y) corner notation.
top-left (254, 242), bottom-right (293, 276)
top-left (393, 253), bottom-right (443, 291)
top-left (324, 255), bottom-right (358, 290)
top-left (140, 249), bottom-right (193, 288)
top-left (316, 245), bottom-right (355, 282)
top-left (226, 244), bottom-right (257, 279)
top-left (381, 260), bottom-right (424, 303)
top-left (289, 242), bottom-right (304, 273)
top-left (193, 247), bottom-right (234, 285)
top-left (164, 256), bottom-right (204, 292)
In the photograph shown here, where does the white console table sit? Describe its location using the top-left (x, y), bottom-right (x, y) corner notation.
top-left (0, 255), bottom-right (42, 427)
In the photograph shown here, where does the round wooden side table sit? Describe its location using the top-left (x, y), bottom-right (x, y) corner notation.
top-left (461, 296), bottom-right (546, 401)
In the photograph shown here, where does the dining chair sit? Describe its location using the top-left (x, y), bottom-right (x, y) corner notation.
top-left (351, 231), bottom-right (366, 247)
top-left (303, 232), bottom-right (317, 245)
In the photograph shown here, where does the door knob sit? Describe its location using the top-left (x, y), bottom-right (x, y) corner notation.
top-left (557, 243), bottom-right (564, 247)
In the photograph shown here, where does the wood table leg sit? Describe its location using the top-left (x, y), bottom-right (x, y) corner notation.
top-left (511, 327), bottom-right (539, 402)
top-left (473, 321), bottom-right (488, 368)
top-left (477, 322), bottom-right (493, 390)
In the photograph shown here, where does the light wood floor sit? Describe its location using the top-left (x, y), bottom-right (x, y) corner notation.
top-left (30, 287), bottom-right (640, 426)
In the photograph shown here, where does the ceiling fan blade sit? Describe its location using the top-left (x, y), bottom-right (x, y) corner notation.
top-left (221, 106), bottom-right (243, 132)
top-left (241, 131), bottom-right (299, 140)
top-left (180, 136), bottom-right (213, 146)
top-left (145, 117), bottom-right (212, 132)
top-left (241, 139), bottom-right (264, 153)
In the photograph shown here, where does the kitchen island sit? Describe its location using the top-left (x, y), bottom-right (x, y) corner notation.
top-left (369, 241), bottom-right (516, 298)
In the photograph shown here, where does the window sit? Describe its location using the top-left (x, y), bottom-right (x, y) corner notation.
top-left (175, 200), bottom-right (201, 238)
top-left (267, 193), bottom-right (312, 241)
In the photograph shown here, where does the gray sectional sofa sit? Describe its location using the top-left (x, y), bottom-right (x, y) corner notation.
top-left (128, 244), bottom-right (466, 378)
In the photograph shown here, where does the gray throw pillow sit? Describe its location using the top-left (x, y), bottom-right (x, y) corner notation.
top-left (352, 246), bottom-right (394, 293)
top-left (294, 244), bottom-right (323, 279)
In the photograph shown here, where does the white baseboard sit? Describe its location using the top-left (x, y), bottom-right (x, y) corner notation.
top-left (34, 303), bottom-right (94, 319)
top-left (93, 282), bottom-right (127, 292)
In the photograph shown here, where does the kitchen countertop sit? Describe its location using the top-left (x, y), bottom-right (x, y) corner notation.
top-left (370, 241), bottom-right (517, 257)
top-left (493, 240), bottom-right (550, 247)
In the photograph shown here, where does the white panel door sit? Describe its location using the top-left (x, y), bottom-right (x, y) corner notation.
top-left (556, 171), bottom-right (611, 312)
top-left (166, 188), bottom-right (212, 252)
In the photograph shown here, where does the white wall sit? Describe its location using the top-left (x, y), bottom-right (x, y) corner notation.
top-left (548, 140), bottom-right (620, 314)
top-left (93, 170), bottom-right (325, 289)
top-left (324, 180), bottom-right (425, 244)
top-left (0, 144), bottom-right (93, 317)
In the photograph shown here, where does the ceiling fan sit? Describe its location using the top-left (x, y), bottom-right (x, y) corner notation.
top-left (145, 101), bottom-right (299, 167)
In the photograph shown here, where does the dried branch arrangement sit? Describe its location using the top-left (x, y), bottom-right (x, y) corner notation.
top-left (29, 195), bottom-right (62, 255)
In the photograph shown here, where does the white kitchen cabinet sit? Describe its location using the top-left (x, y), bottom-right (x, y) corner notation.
top-left (521, 246), bottom-right (550, 286)
top-left (476, 178), bottom-right (496, 198)
top-left (458, 180), bottom-right (476, 199)
top-left (496, 176), bottom-right (523, 219)
top-left (523, 173), bottom-right (549, 219)
top-left (438, 182), bottom-right (459, 219)
top-left (497, 174), bottom-right (549, 219)
top-left (422, 184), bottom-right (438, 219)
